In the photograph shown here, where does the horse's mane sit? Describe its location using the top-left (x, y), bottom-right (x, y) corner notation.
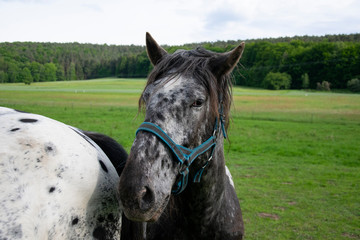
top-left (140, 47), bottom-right (233, 130)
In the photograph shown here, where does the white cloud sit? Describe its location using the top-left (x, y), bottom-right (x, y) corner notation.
top-left (0, 0), bottom-right (359, 45)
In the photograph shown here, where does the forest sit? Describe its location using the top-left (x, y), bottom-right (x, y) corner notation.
top-left (0, 33), bottom-right (359, 91)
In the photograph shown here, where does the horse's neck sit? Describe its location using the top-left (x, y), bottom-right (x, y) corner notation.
top-left (148, 139), bottom-right (244, 239)
top-left (179, 140), bottom-right (227, 228)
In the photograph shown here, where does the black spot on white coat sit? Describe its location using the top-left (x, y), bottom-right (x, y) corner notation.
top-left (19, 118), bottom-right (38, 123)
top-left (71, 217), bottom-right (79, 226)
top-left (44, 142), bottom-right (57, 156)
top-left (99, 160), bottom-right (108, 173)
top-left (49, 187), bottom-right (56, 193)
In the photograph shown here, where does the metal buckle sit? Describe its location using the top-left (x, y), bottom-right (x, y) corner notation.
top-left (212, 128), bottom-right (217, 137)
top-left (178, 162), bottom-right (189, 175)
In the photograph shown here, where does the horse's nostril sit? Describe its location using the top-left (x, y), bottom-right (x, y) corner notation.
top-left (139, 186), bottom-right (154, 211)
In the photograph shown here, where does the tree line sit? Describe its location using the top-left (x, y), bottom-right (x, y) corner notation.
top-left (234, 37), bottom-right (360, 90)
top-left (0, 34), bottom-right (359, 90)
top-left (0, 42), bottom-right (149, 84)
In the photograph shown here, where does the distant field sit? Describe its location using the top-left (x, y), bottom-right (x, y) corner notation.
top-left (1, 78), bottom-right (359, 240)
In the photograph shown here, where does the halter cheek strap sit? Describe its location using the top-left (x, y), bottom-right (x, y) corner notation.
top-left (135, 115), bottom-right (225, 195)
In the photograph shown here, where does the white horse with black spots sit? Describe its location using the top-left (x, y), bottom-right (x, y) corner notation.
top-left (0, 107), bottom-right (132, 239)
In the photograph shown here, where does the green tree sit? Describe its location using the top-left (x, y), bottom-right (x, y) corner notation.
top-left (69, 62), bottom-right (77, 80)
top-left (301, 73), bottom-right (310, 89)
top-left (7, 62), bottom-right (20, 83)
top-left (44, 63), bottom-right (57, 81)
top-left (263, 72), bottom-right (292, 90)
top-left (56, 64), bottom-right (65, 81)
top-left (30, 61), bottom-right (42, 82)
top-left (0, 70), bottom-right (8, 83)
top-left (117, 56), bottom-right (128, 77)
top-left (39, 64), bottom-right (46, 82)
top-left (135, 53), bottom-right (151, 77)
top-left (19, 67), bottom-right (33, 85)
top-left (76, 62), bottom-right (84, 80)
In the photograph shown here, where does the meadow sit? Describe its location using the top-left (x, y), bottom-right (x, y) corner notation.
top-left (1, 78), bottom-right (359, 239)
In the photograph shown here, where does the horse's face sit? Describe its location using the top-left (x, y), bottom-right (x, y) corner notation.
top-left (119, 33), bottom-right (244, 222)
top-left (120, 74), bottom-right (211, 221)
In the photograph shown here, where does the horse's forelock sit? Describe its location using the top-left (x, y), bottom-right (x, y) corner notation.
top-left (140, 47), bottom-right (233, 131)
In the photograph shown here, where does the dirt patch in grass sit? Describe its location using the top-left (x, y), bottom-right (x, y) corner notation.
top-left (342, 233), bottom-right (360, 239)
top-left (258, 212), bottom-right (280, 220)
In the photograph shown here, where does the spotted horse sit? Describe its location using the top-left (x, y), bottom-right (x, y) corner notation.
top-left (119, 33), bottom-right (245, 239)
top-left (0, 107), bottom-right (143, 239)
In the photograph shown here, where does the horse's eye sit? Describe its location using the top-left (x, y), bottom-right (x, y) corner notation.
top-left (191, 99), bottom-right (204, 108)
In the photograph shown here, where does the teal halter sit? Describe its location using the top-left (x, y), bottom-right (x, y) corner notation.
top-left (135, 110), bottom-right (226, 195)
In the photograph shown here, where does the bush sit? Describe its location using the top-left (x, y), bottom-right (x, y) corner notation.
top-left (347, 78), bottom-right (360, 92)
top-left (262, 72), bottom-right (292, 90)
top-left (316, 81), bottom-right (331, 91)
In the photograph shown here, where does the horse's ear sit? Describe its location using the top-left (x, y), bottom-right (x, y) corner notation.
top-left (146, 32), bottom-right (168, 66)
top-left (209, 42), bottom-right (245, 79)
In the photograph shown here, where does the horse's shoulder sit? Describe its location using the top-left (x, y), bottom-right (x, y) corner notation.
top-left (217, 166), bottom-right (244, 239)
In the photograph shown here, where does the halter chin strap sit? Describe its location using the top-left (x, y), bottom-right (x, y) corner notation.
top-left (135, 111), bottom-right (226, 195)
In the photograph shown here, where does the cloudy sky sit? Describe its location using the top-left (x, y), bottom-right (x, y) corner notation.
top-left (0, 0), bottom-right (359, 45)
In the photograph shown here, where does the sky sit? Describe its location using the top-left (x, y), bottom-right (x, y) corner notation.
top-left (0, 0), bottom-right (359, 46)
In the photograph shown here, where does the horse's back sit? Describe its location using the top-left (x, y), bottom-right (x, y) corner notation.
top-left (0, 107), bottom-right (121, 239)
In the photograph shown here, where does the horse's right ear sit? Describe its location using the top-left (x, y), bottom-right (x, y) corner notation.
top-left (146, 32), bottom-right (168, 66)
top-left (208, 42), bottom-right (245, 79)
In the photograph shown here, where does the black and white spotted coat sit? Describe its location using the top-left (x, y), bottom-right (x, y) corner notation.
top-left (0, 107), bottom-right (122, 239)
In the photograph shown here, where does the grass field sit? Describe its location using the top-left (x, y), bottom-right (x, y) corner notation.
top-left (1, 78), bottom-right (359, 239)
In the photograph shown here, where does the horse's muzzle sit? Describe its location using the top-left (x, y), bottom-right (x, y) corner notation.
top-left (119, 180), bottom-right (157, 220)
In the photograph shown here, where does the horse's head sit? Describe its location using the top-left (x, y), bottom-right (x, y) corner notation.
top-left (119, 33), bottom-right (244, 222)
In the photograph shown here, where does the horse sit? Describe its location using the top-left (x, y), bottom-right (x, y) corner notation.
top-left (119, 33), bottom-right (245, 239)
top-left (0, 107), bottom-right (141, 239)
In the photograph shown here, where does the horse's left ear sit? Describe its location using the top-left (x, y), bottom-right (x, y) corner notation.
top-left (209, 42), bottom-right (245, 79)
top-left (146, 32), bottom-right (168, 66)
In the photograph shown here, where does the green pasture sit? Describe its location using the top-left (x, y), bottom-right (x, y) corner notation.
top-left (1, 78), bottom-right (359, 239)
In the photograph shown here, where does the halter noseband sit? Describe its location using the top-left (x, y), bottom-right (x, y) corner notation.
top-left (135, 106), bottom-right (226, 195)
